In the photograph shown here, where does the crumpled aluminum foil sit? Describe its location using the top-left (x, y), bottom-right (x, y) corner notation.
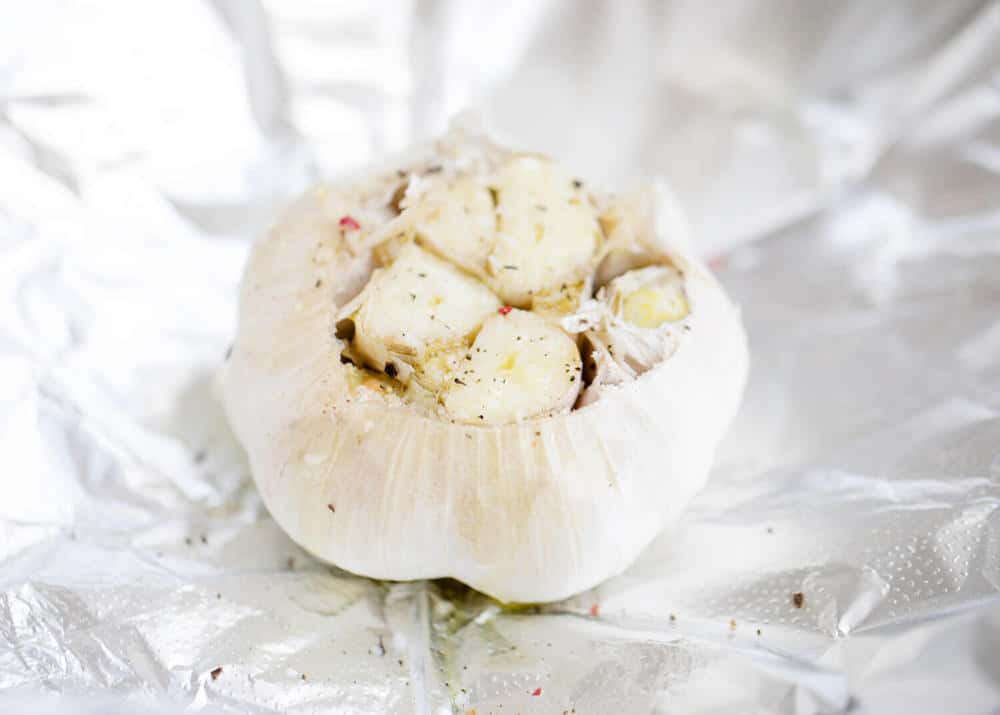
top-left (2, 1), bottom-right (999, 713)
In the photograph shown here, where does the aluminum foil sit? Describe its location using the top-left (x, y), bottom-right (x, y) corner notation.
top-left (2, 1), bottom-right (1000, 713)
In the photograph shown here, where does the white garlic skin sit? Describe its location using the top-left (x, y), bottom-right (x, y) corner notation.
top-left (221, 133), bottom-right (748, 603)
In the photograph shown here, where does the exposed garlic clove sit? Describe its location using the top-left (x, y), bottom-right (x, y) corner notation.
top-left (563, 266), bottom-right (688, 392)
top-left (442, 309), bottom-right (582, 424)
top-left (606, 265), bottom-right (689, 328)
top-left (403, 175), bottom-right (496, 277)
top-left (341, 242), bottom-right (501, 379)
top-left (485, 157), bottom-right (602, 307)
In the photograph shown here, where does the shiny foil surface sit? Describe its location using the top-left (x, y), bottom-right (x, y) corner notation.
top-left (2, 2), bottom-right (1000, 713)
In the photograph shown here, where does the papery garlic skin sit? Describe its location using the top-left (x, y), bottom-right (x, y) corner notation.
top-left (221, 129), bottom-right (748, 603)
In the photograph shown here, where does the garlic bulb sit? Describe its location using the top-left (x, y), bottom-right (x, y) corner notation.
top-left (222, 128), bottom-right (748, 603)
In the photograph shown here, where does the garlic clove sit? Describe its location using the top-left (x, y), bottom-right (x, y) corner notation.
top-left (402, 175), bottom-right (496, 277)
top-left (485, 157), bottom-right (602, 308)
top-left (607, 265), bottom-right (690, 328)
top-left (342, 242), bottom-right (501, 379)
top-left (442, 309), bottom-right (582, 424)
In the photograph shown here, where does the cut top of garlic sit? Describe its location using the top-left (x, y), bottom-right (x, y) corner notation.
top-left (404, 175), bottom-right (496, 277)
top-left (382, 155), bottom-right (602, 312)
top-left (327, 150), bottom-right (699, 426)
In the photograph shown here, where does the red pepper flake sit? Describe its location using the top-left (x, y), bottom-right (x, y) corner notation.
top-left (210, 667), bottom-right (222, 680)
top-left (589, 603), bottom-right (600, 617)
top-left (339, 215), bottom-right (361, 230)
top-left (498, 305), bottom-right (513, 316)
top-left (531, 687), bottom-right (542, 697)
